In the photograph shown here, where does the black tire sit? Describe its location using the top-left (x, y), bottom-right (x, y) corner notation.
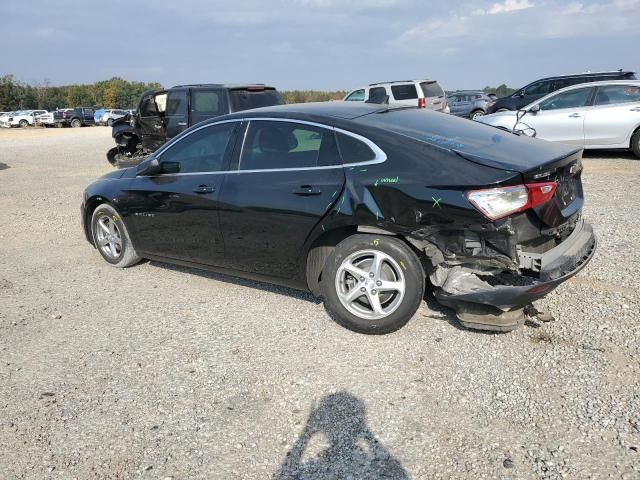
top-left (90, 204), bottom-right (141, 268)
top-left (470, 110), bottom-right (485, 121)
top-left (632, 129), bottom-right (640, 159)
top-left (107, 118), bottom-right (113, 127)
top-left (71, 118), bottom-right (81, 128)
top-left (19, 119), bottom-right (29, 128)
top-left (321, 234), bottom-right (425, 334)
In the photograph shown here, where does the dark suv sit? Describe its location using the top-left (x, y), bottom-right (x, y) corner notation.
top-left (107, 84), bottom-right (283, 167)
top-left (488, 70), bottom-right (636, 113)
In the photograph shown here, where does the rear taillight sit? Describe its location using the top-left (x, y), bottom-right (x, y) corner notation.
top-left (466, 182), bottom-right (557, 220)
top-left (418, 98), bottom-right (426, 108)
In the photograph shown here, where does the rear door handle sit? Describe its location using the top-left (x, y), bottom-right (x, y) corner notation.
top-left (568, 113), bottom-right (582, 118)
top-left (193, 185), bottom-right (215, 194)
top-left (293, 185), bottom-right (322, 196)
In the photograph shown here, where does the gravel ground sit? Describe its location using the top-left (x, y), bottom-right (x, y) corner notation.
top-left (0, 127), bottom-right (638, 479)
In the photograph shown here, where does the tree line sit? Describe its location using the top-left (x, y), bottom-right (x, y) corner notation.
top-left (0, 74), bottom-right (515, 111)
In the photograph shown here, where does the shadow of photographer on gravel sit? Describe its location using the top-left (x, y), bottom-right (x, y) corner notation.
top-left (274, 391), bottom-right (408, 479)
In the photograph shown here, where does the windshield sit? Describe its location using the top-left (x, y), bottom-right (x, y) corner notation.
top-left (229, 88), bottom-right (283, 111)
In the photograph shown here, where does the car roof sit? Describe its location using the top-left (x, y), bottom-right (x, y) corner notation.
top-left (220, 101), bottom-right (394, 121)
top-left (368, 79), bottom-right (436, 86)
top-left (529, 70), bottom-right (635, 83)
top-left (170, 84), bottom-right (277, 90)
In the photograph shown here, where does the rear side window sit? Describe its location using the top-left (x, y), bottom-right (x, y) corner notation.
top-left (594, 85), bottom-right (640, 105)
top-left (390, 84), bottom-right (418, 100)
top-left (229, 89), bottom-right (283, 112)
top-left (525, 81), bottom-right (552, 95)
top-left (420, 82), bottom-right (444, 98)
top-left (240, 121), bottom-right (340, 170)
top-left (368, 87), bottom-right (388, 103)
top-left (336, 132), bottom-right (375, 164)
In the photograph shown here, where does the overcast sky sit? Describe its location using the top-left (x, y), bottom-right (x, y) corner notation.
top-left (2, 0), bottom-right (638, 91)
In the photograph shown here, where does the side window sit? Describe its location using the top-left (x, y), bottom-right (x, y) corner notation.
top-left (449, 95), bottom-right (459, 103)
top-left (192, 90), bottom-right (222, 114)
top-left (594, 85), bottom-right (640, 106)
top-left (525, 81), bottom-right (552, 96)
top-left (336, 132), bottom-right (375, 164)
top-left (539, 88), bottom-right (592, 111)
top-left (166, 90), bottom-right (188, 116)
top-left (390, 84), bottom-right (418, 100)
top-left (368, 87), bottom-right (388, 103)
top-left (345, 89), bottom-right (365, 102)
top-left (158, 123), bottom-right (236, 174)
top-left (239, 121), bottom-right (340, 170)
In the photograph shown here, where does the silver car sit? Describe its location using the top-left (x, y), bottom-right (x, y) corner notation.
top-left (480, 81), bottom-right (640, 158)
top-left (448, 91), bottom-right (495, 120)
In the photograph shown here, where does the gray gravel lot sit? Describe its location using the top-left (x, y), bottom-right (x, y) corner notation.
top-left (0, 127), bottom-right (639, 479)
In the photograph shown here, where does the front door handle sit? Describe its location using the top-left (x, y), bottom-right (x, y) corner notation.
top-left (293, 185), bottom-right (322, 196)
top-left (193, 185), bottom-right (215, 194)
top-left (568, 113), bottom-right (582, 118)
top-left (177, 122), bottom-right (187, 126)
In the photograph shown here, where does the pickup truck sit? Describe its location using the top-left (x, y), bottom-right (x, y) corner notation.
top-left (107, 84), bottom-right (283, 167)
top-left (0, 110), bottom-right (48, 128)
top-left (54, 107), bottom-right (95, 128)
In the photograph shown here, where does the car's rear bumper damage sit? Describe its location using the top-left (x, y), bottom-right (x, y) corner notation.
top-left (417, 218), bottom-right (596, 331)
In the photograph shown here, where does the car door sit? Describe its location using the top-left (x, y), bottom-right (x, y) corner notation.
top-left (124, 121), bottom-right (241, 266)
top-left (522, 87), bottom-right (594, 145)
top-left (165, 88), bottom-right (189, 139)
top-left (584, 84), bottom-right (640, 147)
top-left (217, 119), bottom-right (345, 279)
top-left (453, 95), bottom-right (472, 116)
top-left (344, 89), bottom-right (365, 102)
top-left (139, 91), bottom-right (168, 151)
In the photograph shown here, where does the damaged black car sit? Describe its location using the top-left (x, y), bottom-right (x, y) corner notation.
top-left (82, 102), bottom-right (596, 334)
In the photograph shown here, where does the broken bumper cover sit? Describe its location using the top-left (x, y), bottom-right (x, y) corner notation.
top-left (434, 219), bottom-right (596, 311)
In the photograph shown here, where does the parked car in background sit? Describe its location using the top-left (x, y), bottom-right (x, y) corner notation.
top-left (54, 107), bottom-right (95, 128)
top-left (487, 93), bottom-right (498, 102)
top-left (0, 110), bottom-right (48, 128)
top-left (107, 83), bottom-right (284, 167)
top-left (481, 81), bottom-right (640, 158)
top-left (99, 109), bottom-right (128, 126)
top-left (448, 91), bottom-right (495, 120)
top-left (488, 70), bottom-right (637, 113)
top-left (344, 80), bottom-right (449, 112)
top-left (94, 108), bottom-right (106, 124)
top-left (36, 109), bottom-right (72, 127)
top-left (84, 102), bottom-right (595, 334)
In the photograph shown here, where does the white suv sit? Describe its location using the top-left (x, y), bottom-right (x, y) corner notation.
top-left (344, 80), bottom-right (449, 113)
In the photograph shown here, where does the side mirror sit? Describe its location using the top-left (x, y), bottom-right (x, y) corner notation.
top-left (136, 157), bottom-right (162, 176)
top-left (529, 104), bottom-right (540, 114)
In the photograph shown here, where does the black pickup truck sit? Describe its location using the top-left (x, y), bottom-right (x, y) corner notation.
top-left (107, 84), bottom-right (283, 167)
top-left (54, 107), bottom-right (95, 128)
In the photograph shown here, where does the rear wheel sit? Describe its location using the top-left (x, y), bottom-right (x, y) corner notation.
top-left (470, 110), bottom-right (485, 121)
top-left (321, 235), bottom-right (425, 334)
top-left (19, 119), bottom-right (29, 128)
top-left (71, 118), bottom-right (81, 128)
top-left (632, 129), bottom-right (640, 159)
top-left (90, 204), bottom-right (141, 268)
top-left (107, 118), bottom-right (114, 127)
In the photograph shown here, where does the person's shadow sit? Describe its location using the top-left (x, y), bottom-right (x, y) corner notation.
top-left (273, 392), bottom-right (408, 479)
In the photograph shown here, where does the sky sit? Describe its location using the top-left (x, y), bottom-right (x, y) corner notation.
top-left (1, 0), bottom-right (639, 91)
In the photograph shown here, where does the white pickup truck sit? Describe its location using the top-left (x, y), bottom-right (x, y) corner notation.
top-left (0, 110), bottom-right (48, 128)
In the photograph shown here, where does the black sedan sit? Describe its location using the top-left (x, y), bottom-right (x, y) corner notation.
top-left (81, 102), bottom-right (596, 334)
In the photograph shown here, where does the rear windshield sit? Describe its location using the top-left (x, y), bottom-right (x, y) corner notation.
top-left (420, 82), bottom-right (444, 98)
top-left (229, 88), bottom-right (283, 112)
top-left (390, 84), bottom-right (418, 100)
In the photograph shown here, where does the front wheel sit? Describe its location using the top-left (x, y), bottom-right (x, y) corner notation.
top-left (321, 235), bottom-right (425, 334)
top-left (90, 204), bottom-right (141, 268)
top-left (471, 110), bottom-right (485, 121)
top-left (19, 120), bottom-right (29, 128)
top-left (632, 129), bottom-right (640, 159)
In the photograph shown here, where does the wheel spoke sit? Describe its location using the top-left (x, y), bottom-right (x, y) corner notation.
top-left (370, 252), bottom-right (384, 278)
top-left (378, 279), bottom-right (404, 295)
top-left (341, 262), bottom-right (368, 281)
top-left (98, 237), bottom-right (109, 246)
top-left (108, 222), bottom-right (117, 235)
top-left (342, 285), bottom-right (364, 304)
top-left (98, 221), bottom-right (110, 234)
top-left (109, 242), bottom-right (118, 257)
top-left (366, 291), bottom-right (384, 315)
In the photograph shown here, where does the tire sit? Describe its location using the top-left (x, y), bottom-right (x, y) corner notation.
top-left (19, 120), bottom-right (29, 128)
top-left (632, 129), bottom-right (640, 159)
top-left (321, 234), bottom-right (425, 334)
top-left (71, 118), bottom-right (82, 128)
top-left (470, 110), bottom-right (485, 121)
top-left (107, 118), bottom-right (113, 127)
top-left (90, 204), bottom-right (141, 268)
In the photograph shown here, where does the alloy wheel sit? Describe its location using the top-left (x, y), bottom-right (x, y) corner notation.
top-left (335, 249), bottom-right (405, 320)
top-left (472, 111), bottom-right (485, 120)
top-left (95, 215), bottom-right (122, 259)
